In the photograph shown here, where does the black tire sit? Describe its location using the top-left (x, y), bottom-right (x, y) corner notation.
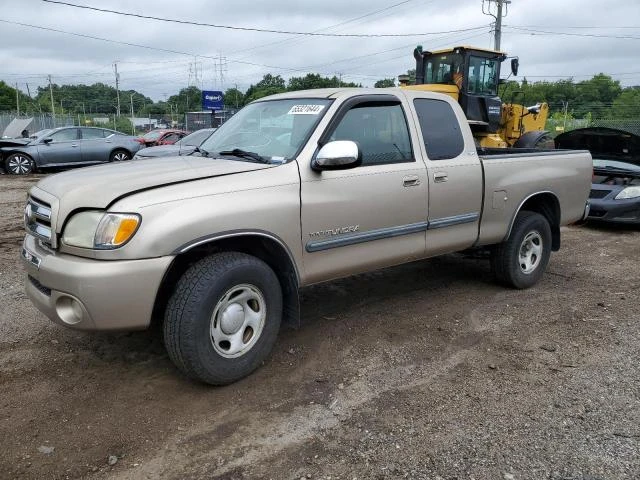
top-left (5, 153), bottom-right (35, 175)
top-left (109, 149), bottom-right (131, 162)
top-left (491, 211), bottom-right (552, 289)
top-left (163, 252), bottom-right (283, 385)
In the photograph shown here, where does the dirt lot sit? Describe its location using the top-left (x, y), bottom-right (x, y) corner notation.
top-left (0, 173), bottom-right (638, 480)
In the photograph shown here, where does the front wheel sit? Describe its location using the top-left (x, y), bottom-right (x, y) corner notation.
top-left (109, 149), bottom-right (131, 162)
top-left (163, 252), bottom-right (283, 385)
top-left (491, 211), bottom-right (552, 289)
top-left (5, 153), bottom-right (35, 175)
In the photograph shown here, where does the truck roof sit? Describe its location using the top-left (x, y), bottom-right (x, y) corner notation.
top-left (254, 87), bottom-right (412, 101)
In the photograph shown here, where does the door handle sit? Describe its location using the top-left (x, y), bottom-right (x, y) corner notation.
top-left (105, 140), bottom-right (112, 143)
top-left (403, 175), bottom-right (421, 187)
top-left (433, 172), bottom-right (448, 183)
top-left (71, 144), bottom-right (78, 147)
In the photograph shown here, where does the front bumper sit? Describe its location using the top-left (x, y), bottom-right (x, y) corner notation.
top-left (588, 198), bottom-right (640, 224)
top-left (22, 234), bottom-right (174, 331)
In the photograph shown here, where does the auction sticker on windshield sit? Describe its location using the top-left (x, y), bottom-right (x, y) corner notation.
top-left (288, 105), bottom-right (325, 115)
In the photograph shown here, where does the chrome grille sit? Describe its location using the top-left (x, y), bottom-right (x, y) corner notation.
top-left (25, 196), bottom-right (53, 245)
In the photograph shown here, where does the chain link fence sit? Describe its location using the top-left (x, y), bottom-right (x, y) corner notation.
top-left (0, 113), bottom-right (76, 136)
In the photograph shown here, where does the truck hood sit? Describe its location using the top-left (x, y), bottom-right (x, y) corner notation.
top-left (34, 156), bottom-right (274, 227)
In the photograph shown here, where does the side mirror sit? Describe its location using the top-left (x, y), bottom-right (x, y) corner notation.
top-left (42, 137), bottom-right (53, 144)
top-left (511, 58), bottom-right (519, 76)
top-left (312, 140), bottom-right (361, 171)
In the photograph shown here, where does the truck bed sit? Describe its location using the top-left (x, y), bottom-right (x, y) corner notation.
top-left (475, 148), bottom-right (592, 247)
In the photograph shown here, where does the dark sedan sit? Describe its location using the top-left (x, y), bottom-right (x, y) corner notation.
top-left (133, 128), bottom-right (216, 159)
top-left (1, 126), bottom-right (143, 175)
top-left (556, 127), bottom-right (640, 224)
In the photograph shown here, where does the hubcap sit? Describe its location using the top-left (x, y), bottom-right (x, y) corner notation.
top-left (518, 231), bottom-right (543, 274)
top-left (8, 155), bottom-right (31, 174)
top-left (113, 152), bottom-right (129, 161)
top-left (210, 284), bottom-right (266, 358)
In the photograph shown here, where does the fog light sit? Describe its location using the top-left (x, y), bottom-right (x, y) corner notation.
top-left (56, 296), bottom-right (84, 325)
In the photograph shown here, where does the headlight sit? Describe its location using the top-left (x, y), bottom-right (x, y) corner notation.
top-left (62, 211), bottom-right (141, 249)
top-left (615, 186), bottom-right (640, 200)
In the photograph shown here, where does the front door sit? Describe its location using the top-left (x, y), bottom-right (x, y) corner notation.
top-left (37, 128), bottom-right (81, 165)
top-left (300, 95), bottom-right (428, 285)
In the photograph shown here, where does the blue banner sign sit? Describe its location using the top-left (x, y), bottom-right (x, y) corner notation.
top-left (202, 90), bottom-right (224, 110)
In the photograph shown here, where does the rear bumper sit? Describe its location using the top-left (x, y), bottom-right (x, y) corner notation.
top-left (22, 234), bottom-right (174, 331)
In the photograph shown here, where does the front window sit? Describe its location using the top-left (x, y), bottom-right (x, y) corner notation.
top-left (424, 53), bottom-right (463, 85)
top-left (200, 98), bottom-right (332, 162)
top-left (467, 56), bottom-right (499, 95)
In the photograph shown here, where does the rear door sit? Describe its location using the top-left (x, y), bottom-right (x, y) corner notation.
top-left (37, 128), bottom-right (81, 165)
top-left (80, 128), bottom-right (109, 163)
top-left (405, 93), bottom-right (483, 255)
top-left (299, 94), bottom-right (428, 284)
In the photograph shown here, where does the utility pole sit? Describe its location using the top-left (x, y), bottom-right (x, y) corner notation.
top-left (482, 0), bottom-right (511, 51)
top-left (114, 62), bottom-right (121, 117)
top-left (15, 83), bottom-right (20, 116)
top-left (48, 75), bottom-right (55, 117)
top-left (130, 93), bottom-right (135, 135)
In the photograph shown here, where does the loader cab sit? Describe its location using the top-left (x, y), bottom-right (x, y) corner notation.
top-left (412, 46), bottom-right (507, 134)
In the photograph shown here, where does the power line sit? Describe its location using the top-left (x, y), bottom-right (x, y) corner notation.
top-left (504, 26), bottom-right (640, 40)
top-left (41, 0), bottom-right (489, 38)
top-left (229, 0), bottom-right (421, 57)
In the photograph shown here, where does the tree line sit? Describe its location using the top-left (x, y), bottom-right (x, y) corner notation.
top-left (1, 72), bottom-right (638, 120)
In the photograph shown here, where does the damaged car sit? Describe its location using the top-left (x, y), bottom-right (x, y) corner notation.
top-left (555, 127), bottom-right (640, 224)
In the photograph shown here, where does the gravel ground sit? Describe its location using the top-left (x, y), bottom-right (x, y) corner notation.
top-left (0, 173), bottom-right (638, 480)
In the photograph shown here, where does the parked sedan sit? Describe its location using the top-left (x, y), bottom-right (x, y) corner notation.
top-left (136, 129), bottom-right (189, 147)
top-left (1, 127), bottom-right (143, 175)
top-left (133, 128), bottom-right (216, 159)
top-left (555, 127), bottom-right (640, 224)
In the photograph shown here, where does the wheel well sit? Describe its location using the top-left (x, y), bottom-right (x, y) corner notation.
top-left (151, 234), bottom-right (300, 330)
top-left (512, 193), bottom-right (561, 251)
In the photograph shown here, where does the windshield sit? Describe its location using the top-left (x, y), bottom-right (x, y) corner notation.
top-left (200, 98), bottom-right (332, 161)
top-left (179, 129), bottom-right (215, 146)
top-left (424, 52), bottom-right (463, 85)
top-left (142, 130), bottom-right (163, 141)
top-left (31, 129), bottom-right (52, 140)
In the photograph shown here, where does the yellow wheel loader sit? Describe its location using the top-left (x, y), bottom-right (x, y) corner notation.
top-left (402, 45), bottom-right (552, 149)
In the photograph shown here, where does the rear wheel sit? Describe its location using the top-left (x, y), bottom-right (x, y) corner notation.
top-left (5, 153), bottom-right (34, 175)
top-left (109, 149), bottom-right (131, 162)
top-left (163, 252), bottom-right (282, 385)
top-left (491, 211), bottom-right (552, 289)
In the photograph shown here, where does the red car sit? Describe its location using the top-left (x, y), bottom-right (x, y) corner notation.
top-left (137, 129), bottom-right (189, 147)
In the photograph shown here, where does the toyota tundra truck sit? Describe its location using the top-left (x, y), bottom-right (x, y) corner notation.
top-left (21, 88), bottom-right (592, 384)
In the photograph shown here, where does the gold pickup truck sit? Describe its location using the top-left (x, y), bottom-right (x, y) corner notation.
top-left (21, 88), bottom-right (592, 384)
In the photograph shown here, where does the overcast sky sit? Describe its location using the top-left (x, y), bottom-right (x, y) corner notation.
top-left (1, 0), bottom-right (639, 102)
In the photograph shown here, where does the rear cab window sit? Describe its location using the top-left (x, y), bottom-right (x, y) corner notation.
top-left (413, 99), bottom-right (464, 160)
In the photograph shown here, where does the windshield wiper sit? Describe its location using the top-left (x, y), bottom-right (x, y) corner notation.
top-left (218, 148), bottom-right (271, 164)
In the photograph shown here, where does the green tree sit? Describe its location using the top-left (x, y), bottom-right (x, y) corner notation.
top-left (374, 78), bottom-right (395, 88)
top-left (224, 87), bottom-right (244, 108)
top-left (244, 74), bottom-right (287, 103)
top-left (611, 87), bottom-right (640, 118)
top-left (0, 81), bottom-right (39, 113)
top-left (167, 86), bottom-right (202, 113)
